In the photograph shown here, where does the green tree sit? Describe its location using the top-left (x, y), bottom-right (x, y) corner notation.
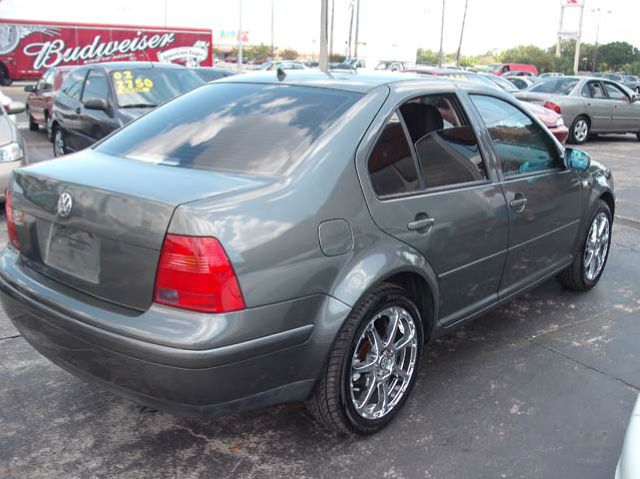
top-left (597, 41), bottom-right (639, 71)
top-left (416, 48), bottom-right (439, 65)
top-left (281, 48), bottom-right (299, 60)
top-left (329, 53), bottom-right (346, 63)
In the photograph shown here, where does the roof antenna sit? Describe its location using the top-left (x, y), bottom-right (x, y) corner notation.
top-left (276, 67), bottom-right (287, 81)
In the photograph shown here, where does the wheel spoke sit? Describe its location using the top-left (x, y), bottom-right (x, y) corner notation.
top-left (384, 308), bottom-right (400, 349)
top-left (393, 329), bottom-right (415, 353)
top-left (355, 377), bottom-right (377, 411)
top-left (367, 325), bottom-right (384, 355)
top-left (394, 363), bottom-right (410, 380)
top-left (353, 356), bottom-right (377, 373)
top-left (375, 380), bottom-right (389, 414)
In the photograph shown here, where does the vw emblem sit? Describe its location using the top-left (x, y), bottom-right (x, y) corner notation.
top-left (56, 192), bottom-right (73, 218)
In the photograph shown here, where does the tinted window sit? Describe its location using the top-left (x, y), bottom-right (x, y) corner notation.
top-left (603, 82), bottom-right (628, 101)
top-left (97, 83), bottom-right (360, 177)
top-left (400, 95), bottom-right (486, 189)
top-left (110, 68), bottom-right (203, 108)
top-left (42, 69), bottom-right (55, 90)
top-left (368, 113), bottom-right (418, 197)
top-left (581, 81), bottom-right (606, 99)
top-left (471, 95), bottom-right (561, 177)
top-left (61, 69), bottom-right (86, 100)
top-left (82, 71), bottom-right (109, 103)
top-left (530, 78), bottom-right (579, 95)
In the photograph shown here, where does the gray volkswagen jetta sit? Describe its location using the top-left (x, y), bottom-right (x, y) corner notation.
top-left (0, 71), bottom-right (615, 434)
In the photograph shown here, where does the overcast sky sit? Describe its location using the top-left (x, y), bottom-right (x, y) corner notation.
top-left (1, 0), bottom-right (639, 55)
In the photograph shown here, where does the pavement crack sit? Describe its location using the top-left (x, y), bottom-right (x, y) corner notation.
top-left (527, 308), bottom-right (614, 341)
top-left (528, 337), bottom-right (640, 393)
top-left (0, 334), bottom-right (22, 342)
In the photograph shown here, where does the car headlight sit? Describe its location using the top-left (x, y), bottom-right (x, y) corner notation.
top-left (0, 142), bottom-right (24, 162)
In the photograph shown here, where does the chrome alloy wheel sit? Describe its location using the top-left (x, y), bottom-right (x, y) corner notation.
top-left (584, 211), bottom-right (610, 281)
top-left (574, 119), bottom-right (589, 143)
top-left (349, 306), bottom-right (418, 420)
top-left (53, 129), bottom-right (65, 157)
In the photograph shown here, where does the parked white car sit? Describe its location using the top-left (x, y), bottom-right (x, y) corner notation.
top-left (616, 395), bottom-right (640, 479)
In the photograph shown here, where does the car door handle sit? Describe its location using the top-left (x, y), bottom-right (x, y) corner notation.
top-left (510, 195), bottom-right (528, 213)
top-left (407, 217), bottom-right (435, 232)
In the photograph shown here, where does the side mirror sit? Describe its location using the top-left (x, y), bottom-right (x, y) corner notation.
top-left (83, 98), bottom-right (110, 112)
top-left (5, 101), bottom-right (26, 115)
top-left (24, 85), bottom-right (35, 93)
top-left (564, 148), bottom-right (591, 171)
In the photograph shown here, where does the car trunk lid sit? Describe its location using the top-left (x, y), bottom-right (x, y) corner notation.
top-left (10, 149), bottom-right (268, 311)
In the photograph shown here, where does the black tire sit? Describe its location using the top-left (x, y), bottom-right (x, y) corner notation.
top-left (52, 126), bottom-right (66, 157)
top-left (557, 199), bottom-right (612, 291)
top-left (306, 283), bottom-right (424, 435)
top-left (26, 107), bottom-right (39, 131)
top-left (568, 115), bottom-right (590, 145)
top-left (0, 66), bottom-right (11, 86)
top-left (636, 132), bottom-right (640, 142)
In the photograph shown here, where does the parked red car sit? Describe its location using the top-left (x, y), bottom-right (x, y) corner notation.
top-left (24, 65), bottom-right (74, 139)
top-left (486, 63), bottom-right (538, 76)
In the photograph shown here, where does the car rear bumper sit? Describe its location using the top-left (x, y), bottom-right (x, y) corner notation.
top-left (0, 247), bottom-right (351, 416)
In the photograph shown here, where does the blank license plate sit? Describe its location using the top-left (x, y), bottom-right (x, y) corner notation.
top-left (44, 225), bottom-right (101, 284)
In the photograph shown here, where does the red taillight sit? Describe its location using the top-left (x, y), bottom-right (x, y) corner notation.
top-left (154, 234), bottom-right (245, 313)
top-left (5, 190), bottom-right (20, 250)
top-left (544, 101), bottom-right (562, 115)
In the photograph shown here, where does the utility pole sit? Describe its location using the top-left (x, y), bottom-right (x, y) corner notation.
top-left (456, 0), bottom-right (468, 67)
top-left (237, 0), bottom-right (243, 71)
top-left (329, 0), bottom-right (335, 60)
top-left (438, 0), bottom-right (446, 67)
top-left (592, 8), bottom-right (612, 72)
top-left (573, 2), bottom-right (584, 75)
top-left (348, 0), bottom-right (355, 59)
top-left (320, 0), bottom-right (329, 71)
top-left (354, 0), bottom-right (360, 59)
top-left (555, 2), bottom-right (564, 58)
top-left (271, 0), bottom-right (275, 61)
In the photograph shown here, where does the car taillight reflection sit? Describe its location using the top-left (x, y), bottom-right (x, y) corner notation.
top-left (5, 190), bottom-right (20, 250)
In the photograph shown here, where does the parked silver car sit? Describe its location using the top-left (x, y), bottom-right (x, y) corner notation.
top-left (0, 71), bottom-right (615, 434)
top-left (0, 99), bottom-right (26, 200)
top-left (515, 76), bottom-right (640, 144)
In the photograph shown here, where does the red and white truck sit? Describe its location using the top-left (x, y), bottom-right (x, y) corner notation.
top-left (0, 19), bottom-right (213, 85)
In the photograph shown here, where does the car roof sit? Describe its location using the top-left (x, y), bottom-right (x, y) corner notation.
top-left (77, 61), bottom-right (186, 72)
top-left (216, 70), bottom-right (444, 93)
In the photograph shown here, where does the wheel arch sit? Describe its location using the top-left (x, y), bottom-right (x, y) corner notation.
top-left (330, 242), bottom-right (440, 343)
top-left (599, 190), bottom-right (615, 218)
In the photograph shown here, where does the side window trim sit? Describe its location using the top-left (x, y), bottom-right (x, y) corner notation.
top-left (81, 69), bottom-right (109, 103)
top-left (396, 108), bottom-right (425, 190)
top-left (469, 93), bottom-right (564, 180)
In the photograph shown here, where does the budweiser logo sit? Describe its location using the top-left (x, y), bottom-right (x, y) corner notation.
top-left (23, 31), bottom-right (176, 69)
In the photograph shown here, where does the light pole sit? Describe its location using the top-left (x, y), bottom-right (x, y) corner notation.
top-left (456, 0), bottom-right (469, 67)
top-left (592, 8), bottom-right (612, 72)
top-left (271, 0), bottom-right (275, 61)
top-left (438, 0), bottom-right (446, 68)
top-left (320, 0), bottom-right (329, 71)
top-left (237, 0), bottom-right (243, 71)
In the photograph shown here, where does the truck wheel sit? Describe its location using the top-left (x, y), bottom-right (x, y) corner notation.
top-left (26, 107), bottom-right (39, 131)
top-left (569, 116), bottom-right (590, 144)
top-left (307, 283), bottom-right (423, 434)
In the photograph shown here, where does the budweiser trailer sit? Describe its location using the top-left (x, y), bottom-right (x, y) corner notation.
top-left (0, 19), bottom-right (213, 85)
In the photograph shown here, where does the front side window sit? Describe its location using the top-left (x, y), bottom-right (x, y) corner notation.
top-left (368, 113), bottom-right (419, 197)
top-left (400, 95), bottom-right (486, 189)
top-left (97, 83), bottom-right (360, 177)
top-left (82, 71), bottom-right (109, 103)
top-left (603, 82), bottom-right (628, 101)
top-left (471, 95), bottom-right (561, 177)
top-left (60, 69), bottom-right (87, 100)
top-left (41, 69), bottom-right (55, 90)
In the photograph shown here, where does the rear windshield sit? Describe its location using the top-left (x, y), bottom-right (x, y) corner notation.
top-left (529, 78), bottom-right (579, 95)
top-left (96, 83), bottom-right (361, 176)
top-left (110, 68), bottom-right (203, 108)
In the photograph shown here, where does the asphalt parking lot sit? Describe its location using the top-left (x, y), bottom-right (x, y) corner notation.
top-left (1, 84), bottom-right (640, 478)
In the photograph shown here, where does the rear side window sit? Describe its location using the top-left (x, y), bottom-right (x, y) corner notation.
top-left (400, 95), bottom-right (486, 189)
top-left (530, 78), bottom-right (579, 95)
top-left (60, 69), bottom-right (87, 100)
top-left (471, 95), bottom-right (561, 177)
top-left (368, 113), bottom-right (418, 196)
top-left (97, 83), bottom-right (360, 176)
top-left (581, 81), bottom-right (606, 99)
